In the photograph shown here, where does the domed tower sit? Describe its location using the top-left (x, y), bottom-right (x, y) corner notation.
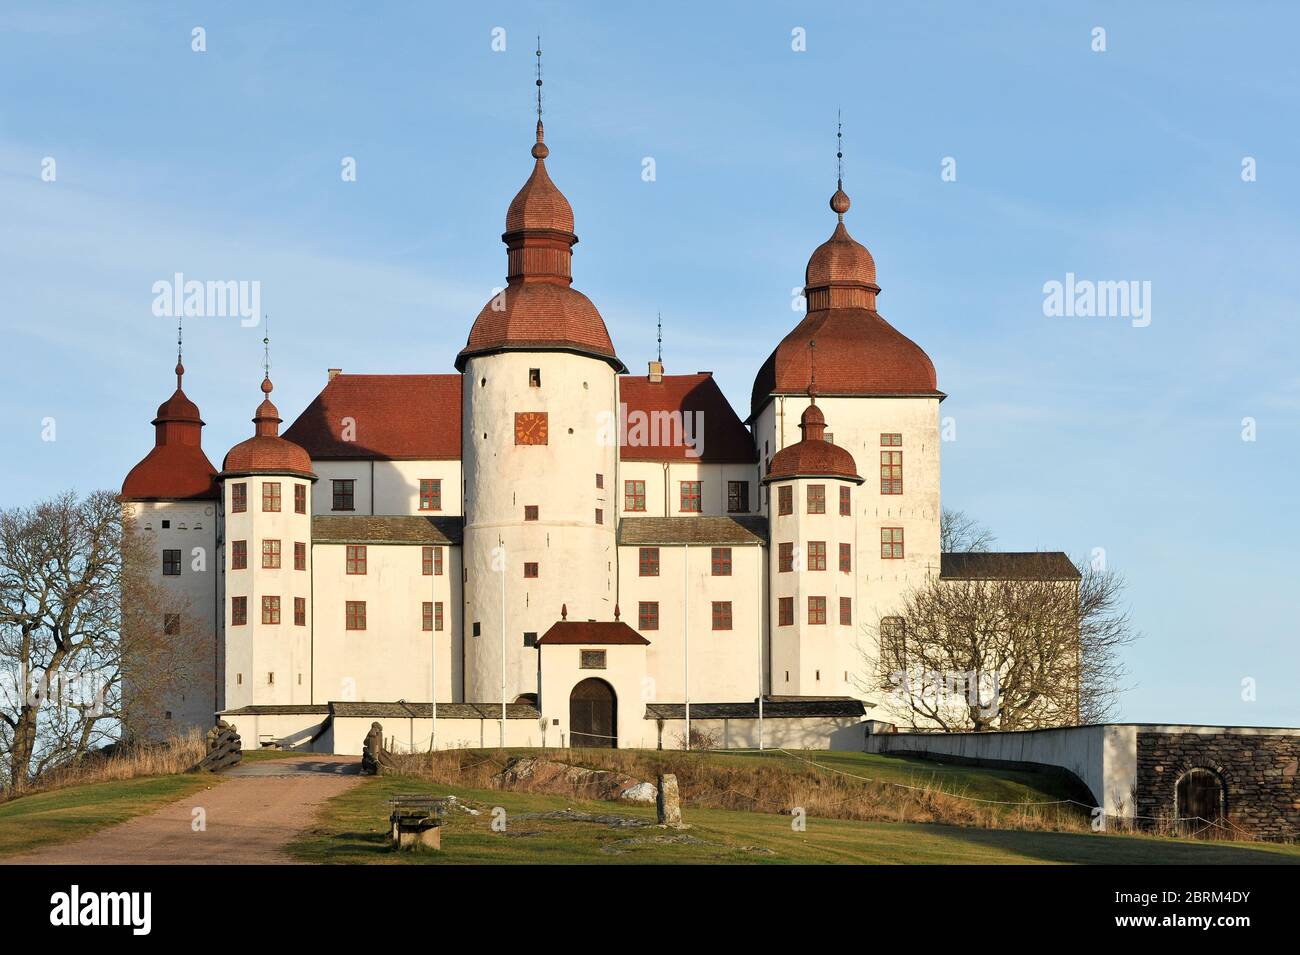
top-left (121, 353), bottom-right (220, 735)
top-left (753, 141), bottom-right (943, 696)
top-left (763, 378), bottom-right (864, 697)
top-left (456, 75), bottom-right (625, 706)
top-left (220, 371), bottom-right (316, 710)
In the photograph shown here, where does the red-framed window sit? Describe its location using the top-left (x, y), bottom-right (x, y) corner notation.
top-left (639, 547), bottom-right (659, 576)
top-left (680, 480), bottom-right (702, 513)
top-left (711, 601), bottom-right (733, 631)
top-left (778, 597), bottom-right (794, 626)
top-left (419, 479), bottom-right (442, 511)
top-left (262, 481), bottom-right (281, 512)
top-left (807, 484), bottom-right (825, 514)
top-left (807, 541), bottom-right (827, 571)
top-left (523, 562), bottom-right (539, 579)
top-left (624, 480), bottom-right (646, 512)
top-left (778, 485), bottom-right (793, 516)
top-left (595, 473), bottom-right (604, 489)
top-left (524, 504), bottom-right (539, 521)
top-left (881, 448), bottom-right (903, 495)
top-left (839, 486), bottom-right (851, 516)
top-left (422, 545), bottom-right (443, 576)
top-left (638, 601), bottom-right (659, 630)
top-left (840, 597), bottom-right (852, 626)
top-left (711, 547), bottom-right (732, 576)
top-left (881, 433), bottom-right (903, 447)
top-left (294, 483), bottom-right (307, 514)
top-left (345, 600), bottom-right (366, 631)
top-left (434, 601), bottom-right (444, 632)
top-left (778, 542), bottom-right (794, 573)
top-left (881, 527), bottom-right (904, 559)
top-left (261, 595), bottom-right (280, 625)
top-left (346, 545), bottom-right (367, 575)
top-left (231, 482), bottom-right (247, 513)
top-left (231, 596), bottom-right (247, 626)
top-left (422, 601), bottom-right (434, 632)
top-left (595, 508), bottom-right (604, 525)
top-left (231, 540), bottom-right (247, 570)
top-left (262, 538), bottom-right (281, 569)
top-left (294, 597), bottom-right (306, 626)
top-left (839, 542), bottom-right (852, 573)
top-left (294, 542), bottom-right (306, 571)
top-left (808, 596), bottom-right (827, 625)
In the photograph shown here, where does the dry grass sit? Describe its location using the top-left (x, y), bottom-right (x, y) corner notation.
top-left (1, 730), bottom-right (206, 803)
top-left (385, 747), bottom-right (1092, 833)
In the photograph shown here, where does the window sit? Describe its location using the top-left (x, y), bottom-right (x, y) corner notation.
top-left (624, 480), bottom-right (646, 512)
top-left (580, 649), bottom-right (607, 669)
top-left (294, 484), bottom-right (307, 514)
top-left (435, 602), bottom-right (444, 632)
top-left (345, 601), bottom-right (366, 631)
top-left (807, 541), bottom-right (827, 571)
top-left (595, 473), bottom-right (604, 489)
top-left (422, 601), bottom-right (434, 632)
top-left (231, 540), bottom-right (247, 570)
top-left (262, 595), bottom-right (280, 625)
top-left (422, 545), bottom-right (443, 576)
top-left (294, 597), bottom-right (306, 626)
top-left (840, 486), bottom-right (851, 516)
top-left (881, 433), bottom-right (903, 447)
top-left (807, 484), bottom-right (825, 514)
top-left (778, 485), bottom-right (793, 516)
top-left (332, 479), bottom-right (355, 511)
top-left (839, 542), bottom-right (852, 573)
top-left (529, 367), bottom-right (541, 388)
top-left (639, 547), bottom-right (659, 576)
top-left (523, 562), bottom-right (539, 579)
top-left (881, 616), bottom-right (906, 642)
top-left (162, 549), bottom-right (181, 576)
top-left (472, 621), bottom-right (481, 637)
top-left (727, 481), bottom-right (750, 513)
top-left (346, 545), bottom-right (367, 575)
top-left (840, 597), bottom-right (852, 626)
top-left (262, 539), bottom-right (281, 569)
top-left (778, 542), bottom-right (793, 573)
top-left (711, 547), bottom-right (732, 576)
top-left (262, 481), bottom-right (281, 512)
top-left (595, 508), bottom-right (604, 525)
top-left (231, 482), bottom-right (247, 513)
top-left (163, 613), bottom-right (180, 635)
top-left (524, 505), bottom-right (539, 521)
top-left (523, 631), bottom-right (537, 647)
top-left (231, 596), bottom-right (247, 626)
top-left (419, 479), bottom-right (442, 511)
top-left (294, 542), bottom-right (306, 571)
top-left (680, 480), bottom-right (702, 513)
top-left (711, 601), bottom-right (733, 630)
top-left (881, 527), bottom-right (905, 559)
top-left (778, 597), bottom-right (794, 627)
top-left (808, 596), bottom-right (827, 625)
top-left (638, 601), bottom-right (659, 630)
top-left (881, 448), bottom-right (903, 495)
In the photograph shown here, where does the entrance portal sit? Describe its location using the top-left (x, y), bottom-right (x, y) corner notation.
top-left (1176, 767), bottom-right (1225, 834)
top-left (569, 678), bottom-right (616, 748)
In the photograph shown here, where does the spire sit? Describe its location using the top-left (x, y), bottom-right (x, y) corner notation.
top-left (254, 319), bottom-right (281, 438)
top-left (804, 113), bottom-right (877, 310)
top-left (176, 315), bottom-right (185, 389)
top-left (808, 339), bottom-right (817, 402)
top-left (657, 312), bottom-right (663, 363)
top-left (830, 111), bottom-right (851, 222)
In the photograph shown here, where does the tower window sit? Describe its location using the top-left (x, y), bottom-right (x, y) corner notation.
top-left (161, 520), bottom-right (170, 529)
top-left (840, 597), bottom-right (852, 626)
top-left (231, 540), bottom-right (247, 570)
top-left (473, 621), bottom-right (481, 637)
top-left (839, 542), bottom-right (851, 572)
top-left (881, 527), bottom-right (905, 559)
top-left (262, 538), bottom-right (281, 569)
top-left (345, 600), bottom-right (366, 631)
top-left (624, 480), bottom-right (646, 512)
top-left (727, 481), bottom-right (750, 513)
top-left (523, 631), bottom-right (537, 647)
top-left (638, 601), bottom-right (659, 630)
top-left (638, 547), bottom-right (660, 576)
top-left (231, 596), bottom-right (247, 626)
top-left (419, 479), bottom-right (442, 511)
top-left (294, 484), bottom-right (307, 514)
top-left (808, 596), bottom-right (827, 625)
top-left (262, 595), bottom-right (281, 625)
top-left (294, 541), bottom-right (306, 571)
top-left (881, 433), bottom-right (903, 447)
top-left (231, 482), bottom-right (247, 513)
top-left (435, 602), bottom-right (444, 632)
top-left (162, 549), bottom-right (181, 576)
top-left (807, 484), bottom-right (826, 514)
top-left (679, 481), bottom-right (702, 513)
top-left (262, 481), bottom-right (281, 512)
top-left (711, 601), bottom-right (733, 631)
top-left (778, 485), bottom-right (793, 516)
top-left (595, 508), bottom-right (604, 525)
top-left (778, 597), bottom-right (794, 626)
top-left (422, 601), bottom-right (434, 632)
top-left (346, 545), bottom-right (367, 575)
top-left (711, 547), bottom-right (732, 576)
top-left (595, 473), bottom-right (604, 489)
top-left (523, 562), bottom-right (539, 579)
top-left (839, 486), bottom-right (851, 516)
top-left (332, 479), bottom-right (355, 512)
top-left (807, 541), bottom-right (827, 571)
top-left (528, 368), bottom-right (541, 388)
top-left (778, 542), bottom-right (793, 573)
top-left (422, 545), bottom-right (443, 576)
top-left (294, 597), bottom-right (306, 626)
top-left (881, 447), bottom-right (903, 495)
top-left (524, 505), bottom-right (539, 521)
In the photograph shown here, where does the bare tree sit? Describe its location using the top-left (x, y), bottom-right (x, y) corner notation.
top-left (869, 554), bottom-right (1136, 730)
top-left (0, 490), bottom-right (205, 791)
top-left (940, 508), bottom-right (996, 553)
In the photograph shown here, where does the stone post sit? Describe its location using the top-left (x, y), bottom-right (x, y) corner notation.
top-left (656, 773), bottom-right (682, 827)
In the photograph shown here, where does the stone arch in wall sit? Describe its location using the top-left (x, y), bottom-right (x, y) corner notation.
top-left (1175, 766), bottom-right (1227, 834)
top-left (570, 678), bottom-right (617, 748)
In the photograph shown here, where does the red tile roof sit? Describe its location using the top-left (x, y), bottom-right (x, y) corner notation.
top-left (283, 374), bottom-right (462, 461)
top-left (537, 620), bottom-right (650, 646)
top-left (122, 363), bottom-right (220, 500)
top-left (619, 373), bottom-right (757, 463)
top-left (222, 378), bottom-right (314, 478)
top-left (458, 281), bottom-right (621, 371)
top-left (764, 403), bottom-right (862, 483)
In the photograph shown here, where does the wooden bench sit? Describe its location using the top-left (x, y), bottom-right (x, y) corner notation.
top-left (387, 795), bottom-right (444, 851)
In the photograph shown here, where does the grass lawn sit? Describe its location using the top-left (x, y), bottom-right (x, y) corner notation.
top-left (0, 774), bottom-right (217, 858)
top-left (291, 772), bottom-right (1300, 865)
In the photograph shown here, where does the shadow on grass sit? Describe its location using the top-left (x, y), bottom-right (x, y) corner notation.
top-left (932, 824), bottom-right (1300, 865)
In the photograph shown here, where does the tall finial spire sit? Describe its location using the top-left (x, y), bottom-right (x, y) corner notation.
top-left (808, 339), bottom-right (817, 401)
top-left (175, 315), bottom-right (185, 388)
top-left (657, 312), bottom-right (663, 363)
top-left (261, 316), bottom-right (272, 386)
top-left (532, 38), bottom-right (549, 159)
top-left (830, 112), bottom-right (850, 222)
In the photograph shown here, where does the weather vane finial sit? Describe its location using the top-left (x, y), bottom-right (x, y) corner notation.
top-left (536, 37), bottom-right (543, 124)
top-left (836, 110), bottom-right (843, 188)
top-left (262, 316), bottom-right (271, 381)
top-left (175, 315), bottom-right (184, 387)
top-left (657, 312), bottom-right (663, 364)
top-left (808, 339), bottom-right (817, 401)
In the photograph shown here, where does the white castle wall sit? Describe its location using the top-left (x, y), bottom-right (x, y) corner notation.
top-left (617, 461), bottom-right (759, 517)
top-left (311, 459), bottom-right (463, 516)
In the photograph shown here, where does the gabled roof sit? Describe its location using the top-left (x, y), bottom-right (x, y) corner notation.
top-left (617, 516), bottom-right (767, 546)
top-left (619, 372), bottom-right (757, 463)
top-left (311, 515), bottom-right (463, 546)
top-left (940, 552), bottom-right (1079, 580)
top-left (537, 621), bottom-right (650, 646)
top-left (283, 374), bottom-right (462, 461)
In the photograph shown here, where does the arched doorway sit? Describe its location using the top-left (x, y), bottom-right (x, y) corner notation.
top-left (570, 678), bottom-right (616, 748)
top-left (1176, 768), bottom-right (1226, 834)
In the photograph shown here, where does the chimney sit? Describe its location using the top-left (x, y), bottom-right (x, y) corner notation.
top-left (327, 368), bottom-right (342, 381)
top-left (647, 359), bottom-right (664, 383)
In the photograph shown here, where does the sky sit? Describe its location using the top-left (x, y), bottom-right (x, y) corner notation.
top-left (1, 2), bottom-right (1297, 726)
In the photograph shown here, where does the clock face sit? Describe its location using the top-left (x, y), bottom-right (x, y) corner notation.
top-left (514, 411), bottom-right (548, 445)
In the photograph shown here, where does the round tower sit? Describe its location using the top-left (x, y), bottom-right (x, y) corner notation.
top-left (456, 110), bottom-right (625, 706)
top-left (220, 373), bottom-right (316, 710)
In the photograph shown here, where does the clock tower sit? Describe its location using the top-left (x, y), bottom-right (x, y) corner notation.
top-left (456, 100), bottom-right (624, 707)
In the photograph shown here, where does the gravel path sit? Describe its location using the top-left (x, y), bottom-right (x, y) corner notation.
top-left (3, 756), bottom-right (362, 865)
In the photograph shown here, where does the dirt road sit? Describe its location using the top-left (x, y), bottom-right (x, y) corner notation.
top-left (4, 756), bottom-right (362, 865)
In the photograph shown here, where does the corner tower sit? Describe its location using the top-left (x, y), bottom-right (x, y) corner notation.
top-left (457, 56), bottom-right (624, 706)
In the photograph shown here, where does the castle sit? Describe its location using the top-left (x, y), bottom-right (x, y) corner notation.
top-left (120, 108), bottom-right (1073, 754)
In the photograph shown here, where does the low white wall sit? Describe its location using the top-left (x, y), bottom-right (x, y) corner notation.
top-left (866, 724), bottom-right (1139, 819)
top-left (639, 716), bottom-right (867, 751)
top-left (223, 713), bottom-right (331, 752)
top-left (328, 715), bottom-right (547, 756)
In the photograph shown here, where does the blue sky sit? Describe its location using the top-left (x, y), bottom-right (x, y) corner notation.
top-left (2, 3), bottom-right (1297, 725)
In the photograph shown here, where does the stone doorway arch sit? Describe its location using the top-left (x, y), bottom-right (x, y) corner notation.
top-left (570, 678), bottom-right (616, 748)
top-left (1176, 767), bottom-right (1226, 835)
